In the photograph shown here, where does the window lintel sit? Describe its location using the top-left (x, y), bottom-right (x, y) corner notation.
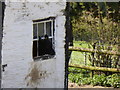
top-left (33, 17), bottom-right (55, 23)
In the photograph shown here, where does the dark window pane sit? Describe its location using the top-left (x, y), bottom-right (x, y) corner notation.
top-left (33, 41), bottom-right (37, 58)
top-left (33, 24), bottom-right (37, 39)
top-left (38, 23), bottom-right (44, 37)
top-left (46, 22), bottom-right (51, 36)
top-left (38, 38), bottom-right (55, 56)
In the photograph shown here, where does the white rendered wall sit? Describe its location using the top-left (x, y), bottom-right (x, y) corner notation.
top-left (2, 1), bottom-right (66, 88)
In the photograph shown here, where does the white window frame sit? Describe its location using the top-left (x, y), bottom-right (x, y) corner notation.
top-left (33, 18), bottom-right (55, 58)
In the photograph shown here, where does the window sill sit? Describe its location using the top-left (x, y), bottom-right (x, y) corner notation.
top-left (34, 54), bottom-right (55, 61)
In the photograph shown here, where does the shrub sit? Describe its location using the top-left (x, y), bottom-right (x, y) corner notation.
top-left (91, 74), bottom-right (106, 86)
top-left (78, 77), bottom-right (92, 85)
top-left (69, 68), bottom-right (120, 88)
top-left (106, 74), bottom-right (120, 88)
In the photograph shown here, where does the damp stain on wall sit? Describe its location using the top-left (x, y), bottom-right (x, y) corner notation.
top-left (25, 63), bottom-right (48, 87)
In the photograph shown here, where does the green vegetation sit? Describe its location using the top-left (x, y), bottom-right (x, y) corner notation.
top-left (69, 68), bottom-right (120, 88)
top-left (69, 41), bottom-right (120, 88)
top-left (70, 2), bottom-right (120, 44)
top-left (68, 2), bottom-right (120, 88)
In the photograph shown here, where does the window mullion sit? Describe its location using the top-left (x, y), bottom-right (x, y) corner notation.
top-left (51, 21), bottom-right (53, 46)
top-left (51, 21), bottom-right (53, 38)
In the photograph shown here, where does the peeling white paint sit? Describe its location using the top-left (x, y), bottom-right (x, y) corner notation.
top-left (2, 1), bottom-right (66, 88)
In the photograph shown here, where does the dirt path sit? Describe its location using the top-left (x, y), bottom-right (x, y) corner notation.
top-left (68, 82), bottom-right (114, 88)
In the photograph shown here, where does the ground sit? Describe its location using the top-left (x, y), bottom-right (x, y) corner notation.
top-left (68, 82), bottom-right (114, 88)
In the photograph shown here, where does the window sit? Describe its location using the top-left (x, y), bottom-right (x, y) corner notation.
top-left (33, 17), bottom-right (55, 59)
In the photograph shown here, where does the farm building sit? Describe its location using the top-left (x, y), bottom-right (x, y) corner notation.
top-left (0, 0), bottom-right (73, 88)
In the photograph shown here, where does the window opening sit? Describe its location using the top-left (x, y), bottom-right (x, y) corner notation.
top-left (33, 18), bottom-right (55, 60)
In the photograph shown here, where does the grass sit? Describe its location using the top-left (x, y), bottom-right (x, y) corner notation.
top-left (68, 40), bottom-right (92, 85)
top-left (69, 41), bottom-right (91, 65)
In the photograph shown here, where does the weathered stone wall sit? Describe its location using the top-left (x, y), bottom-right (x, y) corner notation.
top-left (2, 1), bottom-right (66, 88)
